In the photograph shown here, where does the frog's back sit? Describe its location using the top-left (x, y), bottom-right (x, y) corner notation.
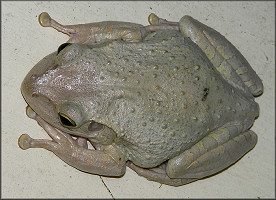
top-left (86, 30), bottom-right (258, 168)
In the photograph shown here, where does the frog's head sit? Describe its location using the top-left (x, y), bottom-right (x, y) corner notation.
top-left (21, 43), bottom-right (116, 145)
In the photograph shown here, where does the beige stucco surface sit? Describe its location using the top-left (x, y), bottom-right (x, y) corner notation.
top-left (2, 1), bottom-right (275, 198)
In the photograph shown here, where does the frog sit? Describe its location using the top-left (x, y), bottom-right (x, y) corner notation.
top-left (18, 12), bottom-right (263, 186)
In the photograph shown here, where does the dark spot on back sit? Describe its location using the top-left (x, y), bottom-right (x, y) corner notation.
top-left (202, 88), bottom-right (209, 101)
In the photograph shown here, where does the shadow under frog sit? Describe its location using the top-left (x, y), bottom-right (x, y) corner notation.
top-left (18, 12), bottom-right (263, 186)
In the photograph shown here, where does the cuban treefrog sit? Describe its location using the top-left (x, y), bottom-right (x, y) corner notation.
top-left (18, 13), bottom-right (263, 186)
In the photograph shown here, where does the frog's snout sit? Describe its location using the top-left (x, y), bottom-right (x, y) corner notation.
top-left (21, 52), bottom-right (56, 106)
top-left (21, 53), bottom-right (59, 127)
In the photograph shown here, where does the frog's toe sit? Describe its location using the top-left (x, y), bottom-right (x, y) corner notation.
top-left (38, 12), bottom-right (52, 27)
top-left (147, 13), bottom-right (178, 27)
top-left (18, 134), bottom-right (32, 150)
top-left (26, 106), bottom-right (36, 119)
top-left (148, 13), bottom-right (160, 25)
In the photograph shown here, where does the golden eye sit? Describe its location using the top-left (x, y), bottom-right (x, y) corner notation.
top-left (58, 112), bottom-right (76, 127)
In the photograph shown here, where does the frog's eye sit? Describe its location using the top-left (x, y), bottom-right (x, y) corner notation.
top-left (88, 121), bottom-right (104, 132)
top-left (58, 112), bottom-right (76, 127)
top-left (57, 43), bottom-right (72, 55)
top-left (57, 102), bottom-right (83, 128)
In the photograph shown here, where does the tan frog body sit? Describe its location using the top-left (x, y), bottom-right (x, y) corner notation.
top-left (18, 13), bottom-right (263, 186)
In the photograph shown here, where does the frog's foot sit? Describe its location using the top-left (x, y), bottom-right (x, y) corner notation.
top-left (39, 12), bottom-right (76, 36)
top-left (144, 13), bottom-right (179, 34)
top-left (178, 15), bottom-right (263, 96)
top-left (148, 13), bottom-right (179, 26)
top-left (127, 161), bottom-right (197, 186)
top-left (18, 107), bottom-right (126, 176)
top-left (166, 125), bottom-right (257, 180)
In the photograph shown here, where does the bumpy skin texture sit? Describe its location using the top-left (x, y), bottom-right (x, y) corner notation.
top-left (19, 13), bottom-right (263, 186)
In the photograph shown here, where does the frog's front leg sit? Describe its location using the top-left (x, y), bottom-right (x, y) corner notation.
top-left (38, 12), bottom-right (146, 44)
top-left (39, 12), bottom-right (174, 44)
top-left (18, 106), bottom-right (126, 177)
top-left (38, 12), bottom-right (181, 44)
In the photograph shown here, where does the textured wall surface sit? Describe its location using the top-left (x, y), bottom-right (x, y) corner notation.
top-left (2, 1), bottom-right (275, 198)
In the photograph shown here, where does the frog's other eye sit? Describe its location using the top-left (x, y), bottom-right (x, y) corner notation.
top-left (57, 43), bottom-right (72, 54)
top-left (58, 112), bottom-right (76, 127)
top-left (88, 121), bottom-right (104, 132)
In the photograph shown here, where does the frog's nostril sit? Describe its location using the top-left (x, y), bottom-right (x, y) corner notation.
top-left (57, 43), bottom-right (72, 55)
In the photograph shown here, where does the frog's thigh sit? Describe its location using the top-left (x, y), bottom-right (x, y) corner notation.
top-left (166, 126), bottom-right (257, 179)
top-left (179, 16), bottom-right (263, 96)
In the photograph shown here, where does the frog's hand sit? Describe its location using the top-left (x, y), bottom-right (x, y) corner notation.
top-left (38, 12), bottom-right (145, 44)
top-left (166, 125), bottom-right (257, 180)
top-left (179, 16), bottom-right (263, 97)
top-left (18, 111), bottom-right (126, 177)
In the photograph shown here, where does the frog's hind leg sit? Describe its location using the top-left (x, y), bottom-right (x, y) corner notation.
top-left (127, 161), bottom-right (197, 186)
top-left (178, 16), bottom-right (263, 96)
top-left (166, 125), bottom-right (257, 181)
top-left (128, 125), bottom-right (257, 186)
